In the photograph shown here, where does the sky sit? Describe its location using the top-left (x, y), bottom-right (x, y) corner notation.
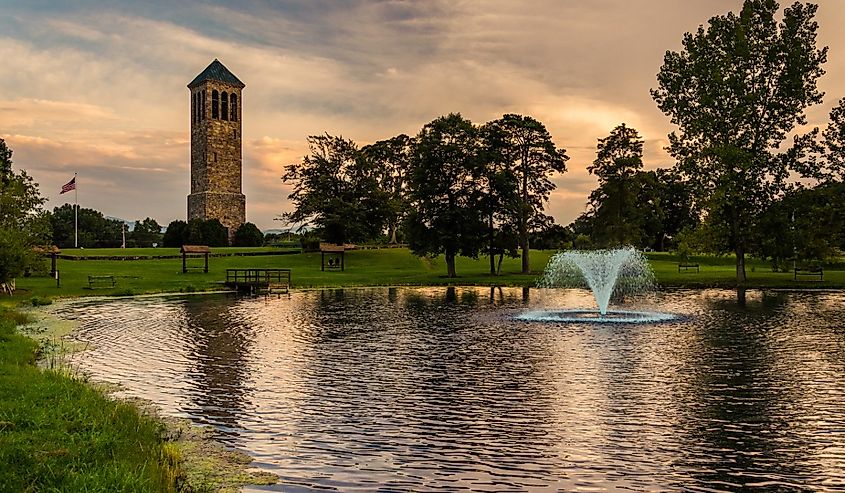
top-left (3, 0), bottom-right (845, 231)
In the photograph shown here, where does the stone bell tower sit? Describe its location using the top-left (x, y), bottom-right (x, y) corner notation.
top-left (187, 59), bottom-right (245, 242)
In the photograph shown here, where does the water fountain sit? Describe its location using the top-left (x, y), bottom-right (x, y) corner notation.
top-left (518, 247), bottom-right (677, 323)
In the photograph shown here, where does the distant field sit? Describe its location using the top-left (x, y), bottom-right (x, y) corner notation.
top-left (9, 248), bottom-right (845, 302)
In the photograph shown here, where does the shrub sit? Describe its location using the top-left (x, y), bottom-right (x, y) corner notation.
top-left (233, 222), bottom-right (264, 247)
top-left (29, 296), bottom-right (52, 307)
top-left (200, 219), bottom-right (228, 247)
top-left (163, 220), bottom-right (188, 247)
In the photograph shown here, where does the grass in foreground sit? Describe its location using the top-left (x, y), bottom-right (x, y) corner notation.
top-left (11, 247), bottom-right (845, 301)
top-left (0, 309), bottom-right (177, 492)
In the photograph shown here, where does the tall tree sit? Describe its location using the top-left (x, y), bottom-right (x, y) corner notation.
top-left (283, 134), bottom-right (389, 244)
top-left (652, 0), bottom-right (827, 283)
top-left (405, 113), bottom-right (486, 278)
top-left (478, 122), bottom-right (520, 274)
top-left (587, 123), bottom-right (644, 246)
top-left (0, 139), bottom-right (49, 284)
top-left (362, 134), bottom-right (412, 244)
top-left (487, 114), bottom-right (567, 273)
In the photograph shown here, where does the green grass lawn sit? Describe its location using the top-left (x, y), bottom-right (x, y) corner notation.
top-left (0, 310), bottom-right (178, 492)
top-left (58, 246), bottom-right (294, 258)
top-left (11, 247), bottom-right (845, 302)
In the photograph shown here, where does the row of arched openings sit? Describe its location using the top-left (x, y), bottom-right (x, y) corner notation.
top-left (192, 89), bottom-right (238, 123)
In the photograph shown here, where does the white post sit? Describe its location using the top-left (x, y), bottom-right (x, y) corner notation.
top-left (74, 172), bottom-right (78, 248)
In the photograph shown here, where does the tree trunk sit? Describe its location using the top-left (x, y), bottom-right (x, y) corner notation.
top-left (446, 252), bottom-right (457, 278)
top-left (497, 253), bottom-right (504, 275)
top-left (388, 223), bottom-right (397, 244)
top-left (521, 238), bottom-right (530, 274)
top-left (520, 148), bottom-right (530, 274)
top-left (735, 243), bottom-right (747, 284)
top-left (489, 211), bottom-right (496, 275)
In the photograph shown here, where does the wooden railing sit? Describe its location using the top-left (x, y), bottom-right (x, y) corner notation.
top-left (226, 268), bottom-right (291, 286)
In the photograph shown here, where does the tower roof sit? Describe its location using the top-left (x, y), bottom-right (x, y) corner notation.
top-left (188, 59), bottom-right (245, 89)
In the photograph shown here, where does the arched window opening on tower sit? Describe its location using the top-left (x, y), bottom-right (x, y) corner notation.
top-left (191, 93), bottom-right (196, 123)
top-left (230, 94), bottom-right (238, 122)
top-left (221, 92), bottom-right (229, 121)
top-left (201, 90), bottom-right (206, 120)
top-left (212, 90), bottom-right (219, 119)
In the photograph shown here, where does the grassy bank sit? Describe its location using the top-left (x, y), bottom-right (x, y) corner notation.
top-left (11, 247), bottom-right (845, 301)
top-left (0, 309), bottom-right (178, 492)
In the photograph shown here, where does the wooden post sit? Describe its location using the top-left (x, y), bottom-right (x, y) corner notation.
top-left (50, 253), bottom-right (57, 276)
top-left (321, 251), bottom-right (325, 271)
top-left (204, 252), bottom-right (209, 273)
top-left (182, 251), bottom-right (187, 273)
top-left (341, 251), bottom-right (345, 271)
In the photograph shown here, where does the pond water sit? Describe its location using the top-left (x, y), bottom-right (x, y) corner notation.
top-left (54, 287), bottom-right (845, 492)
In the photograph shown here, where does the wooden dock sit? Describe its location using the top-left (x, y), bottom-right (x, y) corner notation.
top-left (225, 268), bottom-right (291, 294)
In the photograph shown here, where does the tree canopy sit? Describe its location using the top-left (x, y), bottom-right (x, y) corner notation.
top-left (131, 217), bottom-right (162, 247)
top-left (586, 123), bottom-right (645, 246)
top-left (486, 114), bottom-right (568, 273)
top-left (651, 0), bottom-right (828, 282)
top-left (0, 139), bottom-right (49, 283)
top-left (283, 134), bottom-right (390, 244)
top-left (50, 205), bottom-right (123, 248)
top-left (361, 134), bottom-right (412, 244)
top-left (405, 113), bottom-right (486, 278)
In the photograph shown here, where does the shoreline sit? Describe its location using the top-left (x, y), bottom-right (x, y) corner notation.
top-left (11, 299), bottom-right (280, 491)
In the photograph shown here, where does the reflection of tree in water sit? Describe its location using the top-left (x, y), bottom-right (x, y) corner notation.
top-left (181, 295), bottom-right (255, 437)
top-left (294, 287), bottom-right (562, 483)
top-left (672, 291), bottom-right (810, 488)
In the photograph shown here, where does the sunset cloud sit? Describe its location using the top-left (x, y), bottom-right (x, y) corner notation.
top-left (3, 0), bottom-right (845, 229)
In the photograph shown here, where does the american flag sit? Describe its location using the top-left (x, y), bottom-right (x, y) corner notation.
top-left (60, 177), bottom-right (76, 194)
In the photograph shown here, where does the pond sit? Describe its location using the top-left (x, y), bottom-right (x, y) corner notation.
top-left (54, 287), bottom-right (845, 492)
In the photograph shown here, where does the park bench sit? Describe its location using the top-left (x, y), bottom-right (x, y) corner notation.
top-left (794, 266), bottom-right (823, 281)
top-left (87, 275), bottom-right (116, 289)
top-left (678, 263), bottom-right (700, 273)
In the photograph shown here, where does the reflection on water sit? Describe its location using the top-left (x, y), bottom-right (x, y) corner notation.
top-left (55, 288), bottom-right (845, 492)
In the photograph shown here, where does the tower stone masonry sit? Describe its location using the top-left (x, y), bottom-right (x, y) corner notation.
top-left (187, 59), bottom-right (245, 243)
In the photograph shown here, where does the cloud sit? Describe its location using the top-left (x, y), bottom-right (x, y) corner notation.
top-left (3, 0), bottom-right (845, 230)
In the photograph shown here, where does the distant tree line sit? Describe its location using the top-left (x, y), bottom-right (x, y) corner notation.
top-left (161, 219), bottom-right (264, 247)
top-left (283, 113), bottom-right (568, 277)
top-left (46, 205), bottom-right (266, 249)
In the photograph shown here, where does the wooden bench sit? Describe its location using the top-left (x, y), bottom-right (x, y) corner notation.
top-left (794, 267), bottom-right (823, 281)
top-left (678, 263), bottom-right (700, 273)
top-left (87, 275), bottom-right (116, 289)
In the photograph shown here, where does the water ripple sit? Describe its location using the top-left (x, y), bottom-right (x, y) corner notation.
top-left (50, 287), bottom-right (845, 492)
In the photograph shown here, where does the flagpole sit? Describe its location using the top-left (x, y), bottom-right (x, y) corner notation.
top-left (74, 172), bottom-right (78, 248)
